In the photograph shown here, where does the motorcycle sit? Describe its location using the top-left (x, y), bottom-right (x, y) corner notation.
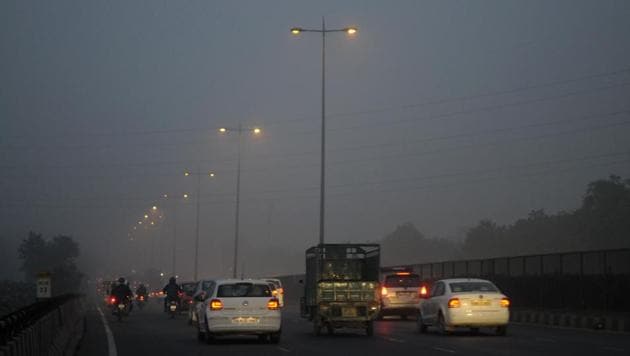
top-left (136, 294), bottom-right (147, 310)
top-left (168, 300), bottom-right (178, 319)
top-left (110, 296), bottom-right (130, 322)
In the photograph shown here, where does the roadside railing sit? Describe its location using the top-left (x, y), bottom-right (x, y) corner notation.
top-left (0, 294), bottom-right (85, 356)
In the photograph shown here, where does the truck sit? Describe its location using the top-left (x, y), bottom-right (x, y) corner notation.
top-left (300, 244), bottom-right (381, 336)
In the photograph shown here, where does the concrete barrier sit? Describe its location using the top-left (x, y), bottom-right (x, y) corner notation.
top-left (510, 309), bottom-right (630, 333)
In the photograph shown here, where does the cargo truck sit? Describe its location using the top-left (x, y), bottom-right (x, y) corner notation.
top-left (300, 244), bottom-right (381, 336)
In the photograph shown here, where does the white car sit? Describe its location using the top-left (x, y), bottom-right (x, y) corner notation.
top-left (196, 279), bottom-right (282, 343)
top-left (379, 272), bottom-right (428, 319)
top-left (417, 278), bottom-right (510, 335)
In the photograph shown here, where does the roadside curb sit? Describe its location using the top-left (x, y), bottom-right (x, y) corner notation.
top-left (510, 309), bottom-right (630, 333)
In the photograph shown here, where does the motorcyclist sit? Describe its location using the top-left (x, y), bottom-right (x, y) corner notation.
top-left (110, 277), bottom-right (133, 313)
top-left (162, 276), bottom-right (182, 312)
top-left (136, 283), bottom-right (148, 298)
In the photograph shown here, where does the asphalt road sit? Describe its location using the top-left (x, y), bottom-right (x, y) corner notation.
top-left (78, 299), bottom-right (629, 356)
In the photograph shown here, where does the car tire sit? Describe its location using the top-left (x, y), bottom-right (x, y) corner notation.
top-left (313, 317), bottom-right (322, 336)
top-left (258, 334), bottom-right (269, 343)
top-left (270, 331), bottom-right (281, 344)
top-left (496, 325), bottom-right (507, 336)
top-left (437, 313), bottom-right (450, 335)
top-left (417, 314), bottom-right (428, 334)
top-left (326, 323), bottom-right (334, 335)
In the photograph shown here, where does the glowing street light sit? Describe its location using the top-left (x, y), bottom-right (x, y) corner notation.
top-left (218, 123), bottom-right (263, 278)
top-left (152, 206), bottom-right (158, 211)
top-left (289, 18), bottom-right (358, 246)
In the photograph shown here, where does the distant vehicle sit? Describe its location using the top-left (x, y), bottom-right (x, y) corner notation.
top-left (195, 279), bottom-right (282, 344)
top-left (300, 244), bottom-right (381, 336)
top-left (264, 279), bottom-right (285, 307)
top-left (179, 281), bottom-right (197, 311)
top-left (379, 268), bottom-right (429, 320)
top-left (417, 278), bottom-right (510, 336)
top-left (189, 279), bottom-right (216, 326)
top-left (108, 295), bottom-right (130, 322)
top-left (135, 294), bottom-right (146, 310)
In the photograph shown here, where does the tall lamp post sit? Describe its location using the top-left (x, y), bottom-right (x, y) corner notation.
top-left (290, 18), bottom-right (357, 246)
top-left (219, 124), bottom-right (262, 278)
top-left (184, 167), bottom-right (215, 281)
top-left (158, 193), bottom-right (189, 278)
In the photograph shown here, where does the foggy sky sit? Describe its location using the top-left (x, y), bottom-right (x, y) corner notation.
top-left (2, 0), bottom-right (630, 281)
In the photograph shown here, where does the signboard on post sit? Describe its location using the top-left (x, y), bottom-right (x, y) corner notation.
top-left (36, 272), bottom-right (52, 299)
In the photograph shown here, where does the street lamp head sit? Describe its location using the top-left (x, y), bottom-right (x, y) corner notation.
top-left (184, 171), bottom-right (190, 176)
top-left (152, 206), bottom-right (157, 211)
top-left (209, 172), bottom-right (215, 177)
top-left (138, 221), bottom-right (142, 225)
top-left (183, 193), bottom-right (189, 199)
top-left (219, 127), bottom-right (227, 133)
top-left (163, 194), bottom-right (168, 198)
top-left (253, 127), bottom-right (262, 135)
top-left (150, 221), bottom-right (155, 226)
top-left (345, 27), bottom-right (358, 35)
top-left (144, 214), bottom-right (149, 219)
top-left (290, 27), bottom-right (302, 35)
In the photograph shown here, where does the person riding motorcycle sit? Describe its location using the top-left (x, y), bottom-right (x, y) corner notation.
top-left (110, 277), bottom-right (133, 313)
top-left (136, 283), bottom-right (148, 298)
top-left (162, 277), bottom-right (182, 312)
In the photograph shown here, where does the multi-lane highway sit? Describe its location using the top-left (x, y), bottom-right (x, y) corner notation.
top-left (78, 299), bottom-right (629, 356)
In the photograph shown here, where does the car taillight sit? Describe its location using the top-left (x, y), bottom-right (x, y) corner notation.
top-left (500, 298), bottom-right (510, 308)
top-left (188, 300), bottom-right (193, 304)
top-left (277, 288), bottom-right (284, 295)
top-left (209, 299), bottom-right (223, 311)
top-left (139, 296), bottom-right (144, 301)
top-left (381, 286), bottom-right (388, 296)
top-left (448, 298), bottom-right (460, 308)
top-left (267, 298), bottom-right (280, 310)
top-left (419, 285), bottom-right (428, 297)
top-left (110, 297), bottom-right (116, 304)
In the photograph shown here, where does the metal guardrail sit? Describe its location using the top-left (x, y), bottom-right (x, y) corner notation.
top-left (388, 248), bottom-right (630, 311)
top-left (0, 294), bottom-right (85, 356)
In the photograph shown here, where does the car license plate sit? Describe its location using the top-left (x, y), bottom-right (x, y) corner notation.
top-left (232, 316), bottom-right (259, 324)
top-left (118, 304), bottom-right (125, 310)
top-left (342, 307), bottom-right (357, 317)
top-left (396, 291), bottom-right (414, 297)
top-left (471, 300), bottom-right (491, 306)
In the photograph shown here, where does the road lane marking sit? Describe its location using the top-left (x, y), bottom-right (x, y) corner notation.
top-left (277, 346), bottom-right (291, 352)
top-left (432, 346), bottom-right (456, 354)
top-left (382, 336), bottom-right (405, 343)
top-left (602, 346), bottom-right (625, 353)
top-left (97, 306), bottom-right (118, 356)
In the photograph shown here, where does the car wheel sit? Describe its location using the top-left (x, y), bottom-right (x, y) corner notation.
top-left (258, 334), bottom-right (269, 343)
top-left (366, 320), bottom-right (374, 337)
top-left (496, 325), bottom-right (507, 336)
top-left (325, 322), bottom-right (334, 335)
top-left (313, 317), bottom-right (322, 336)
top-left (417, 314), bottom-right (428, 334)
top-left (270, 331), bottom-right (281, 344)
top-left (437, 313), bottom-right (450, 335)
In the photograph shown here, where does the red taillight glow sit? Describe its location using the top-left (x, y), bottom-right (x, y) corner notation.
top-left (110, 297), bottom-right (116, 304)
top-left (188, 300), bottom-right (193, 304)
top-left (419, 285), bottom-right (428, 296)
top-left (395, 272), bottom-right (411, 276)
top-left (448, 298), bottom-right (461, 308)
top-left (381, 286), bottom-right (388, 296)
top-left (209, 299), bottom-right (223, 311)
top-left (267, 298), bottom-right (280, 310)
top-left (500, 298), bottom-right (510, 308)
top-left (139, 296), bottom-right (144, 301)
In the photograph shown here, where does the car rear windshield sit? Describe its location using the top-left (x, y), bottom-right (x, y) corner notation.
top-left (384, 274), bottom-right (421, 288)
top-left (217, 283), bottom-right (272, 298)
top-left (449, 282), bottom-right (498, 293)
top-left (181, 283), bottom-right (196, 296)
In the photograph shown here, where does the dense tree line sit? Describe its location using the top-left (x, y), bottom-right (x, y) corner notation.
top-left (382, 175), bottom-right (630, 264)
top-left (18, 232), bottom-right (83, 295)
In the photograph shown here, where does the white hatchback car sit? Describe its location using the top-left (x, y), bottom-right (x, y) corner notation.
top-left (418, 278), bottom-right (510, 335)
top-left (196, 279), bottom-right (282, 343)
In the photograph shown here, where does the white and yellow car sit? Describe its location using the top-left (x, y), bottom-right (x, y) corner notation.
top-left (417, 278), bottom-right (510, 335)
top-left (196, 279), bottom-right (282, 344)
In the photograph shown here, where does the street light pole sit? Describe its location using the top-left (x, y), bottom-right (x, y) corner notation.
top-left (218, 124), bottom-right (262, 279)
top-left (171, 202), bottom-right (177, 277)
top-left (194, 164), bottom-right (201, 281)
top-left (233, 123), bottom-right (243, 279)
top-left (290, 19), bottom-right (357, 246)
top-left (184, 167), bottom-right (214, 281)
